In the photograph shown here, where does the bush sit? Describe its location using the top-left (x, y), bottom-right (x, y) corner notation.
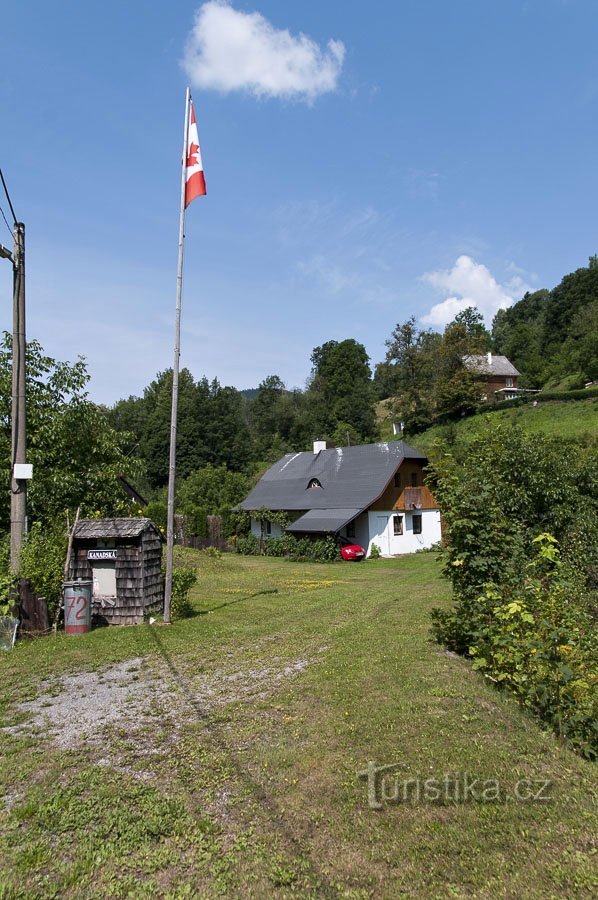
top-left (434, 536), bottom-right (597, 758)
top-left (235, 533), bottom-right (260, 556)
top-left (144, 499), bottom-right (167, 531)
top-left (369, 543), bottom-right (381, 559)
top-left (430, 424), bottom-right (598, 757)
top-left (236, 531), bottom-right (339, 562)
top-left (201, 546), bottom-right (222, 560)
top-left (19, 523), bottom-right (67, 620)
top-left (169, 566), bottom-right (198, 619)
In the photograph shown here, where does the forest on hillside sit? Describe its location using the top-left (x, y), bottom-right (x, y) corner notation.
top-left (104, 256), bottom-right (598, 494)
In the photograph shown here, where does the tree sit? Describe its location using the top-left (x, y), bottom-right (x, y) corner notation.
top-left (177, 465), bottom-right (250, 514)
top-left (0, 335), bottom-right (142, 532)
top-left (378, 317), bottom-right (441, 430)
top-left (306, 339), bottom-right (376, 442)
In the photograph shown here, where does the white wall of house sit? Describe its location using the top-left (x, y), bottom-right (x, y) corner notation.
top-left (366, 509), bottom-right (441, 556)
top-left (340, 512), bottom-right (369, 549)
top-left (250, 517), bottom-right (284, 539)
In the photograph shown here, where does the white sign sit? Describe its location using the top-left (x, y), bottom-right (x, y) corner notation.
top-left (13, 464), bottom-right (33, 480)
top-left (87, 549), bottom-right (118, 561)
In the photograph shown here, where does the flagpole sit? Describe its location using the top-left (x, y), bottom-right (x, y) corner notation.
top-left (164, 86), bottom-right (191, 624)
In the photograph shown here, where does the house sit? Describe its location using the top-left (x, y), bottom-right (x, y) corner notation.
top-left (462, 352), bottom-right (523, 402)
top-left (239, 441), bottom-right (441, 557)
top-left (69, 518), bottom-right (163, 625)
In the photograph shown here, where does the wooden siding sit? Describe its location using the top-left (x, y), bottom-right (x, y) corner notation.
top-left (70, 524), bottom-right (163, 626)
top-left (483, 375), bottom-right (519, 403)
top-left (369, 460), bottom-right (437, 511)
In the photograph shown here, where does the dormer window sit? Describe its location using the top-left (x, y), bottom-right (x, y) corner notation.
top-left (307, 478), bottom-right (322, 489)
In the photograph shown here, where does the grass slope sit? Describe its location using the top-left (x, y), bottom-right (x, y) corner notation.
top-left (377, 398), bottom-right (598, 455)
top-left (0, 552), bottom-right (596, 897)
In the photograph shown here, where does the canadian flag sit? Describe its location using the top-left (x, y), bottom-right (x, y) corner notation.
top-left (185, 99), bottom-right (206, 207)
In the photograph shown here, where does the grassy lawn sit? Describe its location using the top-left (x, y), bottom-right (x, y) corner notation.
top-left (0, 551), bottom-right (596, 898)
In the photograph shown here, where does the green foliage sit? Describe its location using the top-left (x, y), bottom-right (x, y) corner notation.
top-left (144, 498), bottom-right (167, 531)
top-left (169, 566), bottom-right (198, 619)
top-left (430, 425), bottom-right (598, 756)
top-left (492, 258), bottom-right (598, 387)
top-left (108, 370), bottom-right (252, 491)
top-left (201, 546), bottom-right (222, 560)
top-left (369, 543), bottom-right (381, 559)
top-left (18, 522), bottom-right (68, 619)
top-left (235, 531), bottom-right (339, 562)
top-left (235, 533), bottom-right (260, 556)
top-left (307, 339), bottom-right (376, 443)
top-left (0, 335), bottom-right (142, 532)
top-left (177, 465), bottom-right (250, 516)
top-left (376, 309), bottom-right (489, 431)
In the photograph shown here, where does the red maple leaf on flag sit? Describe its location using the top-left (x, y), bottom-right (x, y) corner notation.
top-left (187, 142), bottom-right (199, 169)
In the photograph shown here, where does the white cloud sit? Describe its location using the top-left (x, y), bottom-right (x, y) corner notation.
top-left (420, 255), bottom-right (530, 327)
top-left (183, 2), bottom-right (345, 102)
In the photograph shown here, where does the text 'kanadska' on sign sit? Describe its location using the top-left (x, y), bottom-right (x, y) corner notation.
top-left (87, 549), bottom-right (118, 561)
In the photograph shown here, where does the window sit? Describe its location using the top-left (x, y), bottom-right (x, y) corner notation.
top-left (347, 520), bottom-right (356, 538)
top-left (266, 520), bottom-right (272, 535)
top-left (393, 515), bottom-right (403, 536)
top-left (412, 514), bottom-right (422, 535)
top-left (506, 377), bottom-right (514, 388)
top-left (307, 478), bottom-right (322, 489)
top-left (394, 472), bottom-right (401, 488)
top-left (411, 472), bottom-right (418, 487)
top-left (261, 519), bottom-right (271, 536)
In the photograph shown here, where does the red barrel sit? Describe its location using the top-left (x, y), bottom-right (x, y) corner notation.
top-left (63, 581), bottom-right (92, 635)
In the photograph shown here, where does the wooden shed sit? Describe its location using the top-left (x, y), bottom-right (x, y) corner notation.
top-left (70, 518), bottom-right (164, 625)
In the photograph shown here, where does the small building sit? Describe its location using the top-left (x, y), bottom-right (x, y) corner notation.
top-left (238, 441), bottom-right (441, 557)
top-left (70, 518), bottom-right (163, 625)
top-left (462, 352), bottom-right (524, 402)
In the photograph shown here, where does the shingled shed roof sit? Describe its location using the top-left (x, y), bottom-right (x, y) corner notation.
top-left (462, 354), bottom-right (520, 377)
top-left (240, 441), bottom-right (427, 513)
top-left (74, 518), bottom-right (162, 540)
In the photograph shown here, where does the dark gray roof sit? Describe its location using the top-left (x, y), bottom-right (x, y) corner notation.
top-left (286, 508), bottom-right (362, 534)
top-left (74, 518), bottom-right (160, 540)
top-left (462, 354), bottom-right (520, 377)
top-left (240, 441), bottom-right (427, 512)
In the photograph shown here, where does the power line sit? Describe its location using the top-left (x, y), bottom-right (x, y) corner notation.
top-left (0, 203), bottom-right (12, 240)
top-left (0, 167), bottom-right (17, 224)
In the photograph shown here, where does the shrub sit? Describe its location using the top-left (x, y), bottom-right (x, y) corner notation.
top-left (144, 500), bottom-right (167, 531)
top-left (430, 424), bottom-right (598, 757)
top-left (235, 533), bottom-right (260, 556)
top-left (369, 543), bottom-right (381, 559)
top-left (169, 566), bottom-right (197, 619)
top-left (201, 546), bottom-right (222, 560)
top-left (19, 523), bottom-right (67, 620)
top-left (236, 531), bottom-right (339, 562)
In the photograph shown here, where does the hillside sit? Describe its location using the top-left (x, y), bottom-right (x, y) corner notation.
top-left (377, 397), bottom-right (598, 457)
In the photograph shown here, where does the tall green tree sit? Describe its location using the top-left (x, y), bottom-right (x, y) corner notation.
top-left (306, 339), bottom-right (376, 442)
top-left (0, 335), bottom-right (142, 531)
top-left (376, 317), bottom-right (441, 430)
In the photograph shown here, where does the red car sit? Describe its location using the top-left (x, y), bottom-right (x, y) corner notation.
top-left (340, 542), bottom-right (366, 561)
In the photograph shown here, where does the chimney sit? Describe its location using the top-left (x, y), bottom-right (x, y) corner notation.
top-left (487, 351), bottom-right (492, 366)
top-left (313, 440), bottom-right (327, 454)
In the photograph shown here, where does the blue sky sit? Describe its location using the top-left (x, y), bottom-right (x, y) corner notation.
top-left (1, 0), bottom-right (597, 404)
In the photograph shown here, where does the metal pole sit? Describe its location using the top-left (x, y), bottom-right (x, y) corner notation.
top-left (164, 87), bottom-right (191, 624)
top-left (10, 222), bottom-right (26, 574)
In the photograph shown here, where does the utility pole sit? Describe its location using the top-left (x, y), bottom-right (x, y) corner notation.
top-left (10, 221), bottom-right (26, 573)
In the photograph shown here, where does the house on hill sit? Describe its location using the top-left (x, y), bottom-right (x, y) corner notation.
top-left (239, 441), bottom-right (441, 557)
top-left (462, 352), bottom-right (524, 402)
